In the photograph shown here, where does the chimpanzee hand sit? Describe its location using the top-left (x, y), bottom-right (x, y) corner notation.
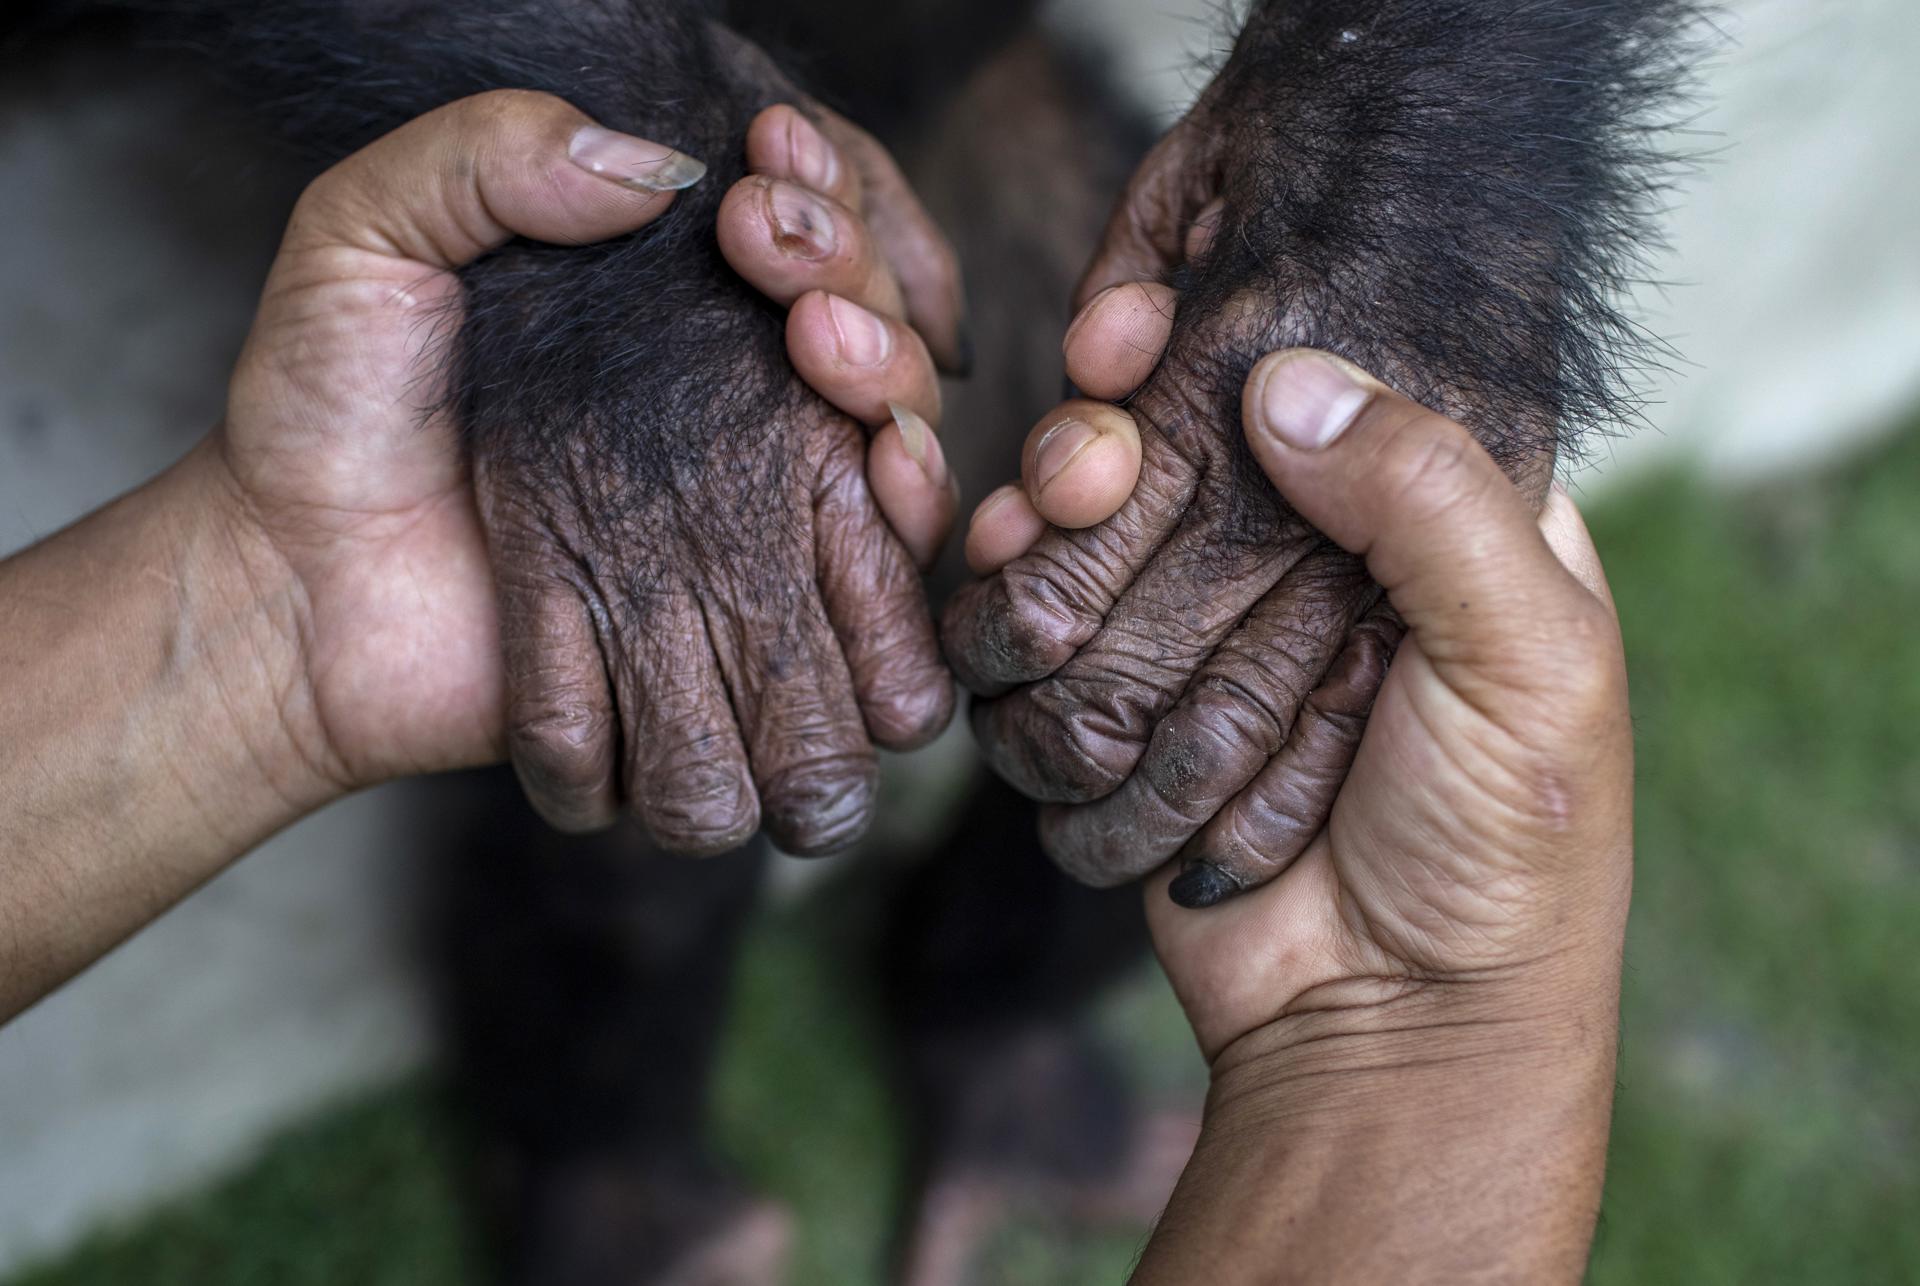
top-left (469, 88), bottom-right (967, 854)
top-left (942, 1), bottom-right (1638, 903)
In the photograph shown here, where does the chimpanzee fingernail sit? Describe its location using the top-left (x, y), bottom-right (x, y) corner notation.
top-left (782, 110), bottom-right (842, 192)
top-left (891, 402), bottom-right (948, 487)
top-left (1256, 351), bottom-right (1375, 451)
top-left (568, 126), bottom-right (707, 193)
top-left (828, 295), bottom-right (892, 367)
top-left (1032, 418), bottom-right (1096, 496)
top-left (1168, 861), bottom-right (1243, 909)
top-left (769, 182), bottom-right (838, 260)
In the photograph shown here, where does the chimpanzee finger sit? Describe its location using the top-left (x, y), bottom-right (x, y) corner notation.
top-left (968, 501), bottom-right (1323, 804)
top-left (1034, 547), bottom-right (1377, 886)
top-left (1020, 400), bottom-right (1143, 530)
top-left (816, 423), bottom-right (956, 747)
top-left (939, 407), bottom-right (1201, 696)
top-left (745, 104), bottom-right (865, 211)
top-left (786, 290), bottom-right (941, 428)
top-left (718, 176), bottom-right (906, 323)
top-left (808, 104), bottom-right (969, 374)
top-left (610, 590), bottom-right (761, 855)
top-left (965, 484), bottom-right (1048, 576)
top-left (869, 405), bottom-right (958, 572)
top-left (494, 566), bottom-right (623, 834)
top-left (703, 568), bottom-right (881, 857)
top-left (1171, 602), bottom-right (1407, 906)
top-left (1062, 282), bottom-right (1179, 402)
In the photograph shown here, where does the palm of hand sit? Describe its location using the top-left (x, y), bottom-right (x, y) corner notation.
top-left (1147, 618), bottom-right (1632, 1061)
top-left (220, 240), bottom-right (504, 786)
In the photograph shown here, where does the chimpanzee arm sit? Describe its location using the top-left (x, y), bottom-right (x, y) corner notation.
top-left (169, 0), bottom-right (957, 851)
top-left (943, 0), bottom-right (1698, 898)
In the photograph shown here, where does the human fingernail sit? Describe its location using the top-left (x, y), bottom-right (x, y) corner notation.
top-left (568, 126), bottom-right (707, 192)
top-left (1168, 861), bottom-right (1243, 910)
top-left (1032, 418), bottom-right (1097, 495)
top-left (769, 182), bottom-right (837, 259)
top-left (828, 295), bottom-right (891, 367)
top-left (1257, 351), bottom-right (1374, 451)
top-left (782, 110), bottom-right (841, 192)
top-left (891, 402), bottom-right (948, 487)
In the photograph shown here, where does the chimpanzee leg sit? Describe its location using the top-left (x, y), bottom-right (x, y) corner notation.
top-left (424, 767), bottom-right (783, 1286)
top-left (868, 30), bottom-right (1188, 1285)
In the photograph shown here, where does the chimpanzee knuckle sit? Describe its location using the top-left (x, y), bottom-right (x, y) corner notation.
top-left (851, 641), bottom-right (955, 750)
top-left (639, 761), bottom-right (761, 857)
top-left (989, 557), bottom-right (1108, 669)
top-left (1204, 784), bottom-right (1322, 876)
top-left (1041, 815), bottom-right (1156, 890)
top-left (757, 752), bottom-right (880, 856)
top-left (512, 697), bottom-right (614, 766)
top-left (992, 681), bottom-right (1148, 803)
top-left (1137, 703), bottom-right (1266, 825)
top-left (1162, 677), bottom-right (1291, 781)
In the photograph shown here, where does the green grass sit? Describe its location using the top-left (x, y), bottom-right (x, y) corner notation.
top-left (13, 425), bottom-right (1920, 1285)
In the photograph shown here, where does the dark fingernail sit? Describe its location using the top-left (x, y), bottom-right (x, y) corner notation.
top-left (1169, 861), bottom-right (1243, 909)
top-left (768, 181), bottom-right (837, 259)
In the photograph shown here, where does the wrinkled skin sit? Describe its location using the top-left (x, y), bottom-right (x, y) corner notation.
top-left (944, 66), bottom-right (1553, 899)
top-left (468, 41), bottom-right (965, 855)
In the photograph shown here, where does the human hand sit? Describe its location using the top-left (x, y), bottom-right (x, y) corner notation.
top-left (1139, 350), bottom-right (1630, 1064)
top-left (218, 90), bottom-right (959, 824)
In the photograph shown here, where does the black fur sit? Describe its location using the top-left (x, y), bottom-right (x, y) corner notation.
top-left (1171, 0), bottom-right (1701, 470)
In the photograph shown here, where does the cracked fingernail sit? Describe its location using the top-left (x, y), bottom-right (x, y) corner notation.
top-left (1169, 861), bottom-right (1243, 909)
top-left (783, 109), bottom-right (841, 192)
top-left (1032, 418), bottom-right (1097, 496)
top-left (568, 126), bottom-right (707, 192)
top-left (1256, 351), bottom-right (1375, 451)
top-left (891, 402), bottom-right (947, 487)
top-left (769, 181), bottom-right (837, 259)
top-left (828, 294), bottom-right (891, 367)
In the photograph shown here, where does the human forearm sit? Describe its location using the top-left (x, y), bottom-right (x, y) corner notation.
top-left (0, 440), bottom-right (332, 1019)
top-left (1135, 966), bottom-right (1622, 1284)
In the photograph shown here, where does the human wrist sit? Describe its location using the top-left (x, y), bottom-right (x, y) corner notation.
top-left (153, 436), bottom-right (352, 818)
top-left (1137, 969), bottom-right (1620, 1285)
top-left (0, 439), bottom-right (349, 1016)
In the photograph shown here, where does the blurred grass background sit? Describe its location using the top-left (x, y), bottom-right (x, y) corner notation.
top-left (11, 422), bottom-right (1919, 1285)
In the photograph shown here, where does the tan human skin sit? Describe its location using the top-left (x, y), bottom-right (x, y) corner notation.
top-left (0, 91), bottom-right (953, 1023)
top-left (1118, 350), bottom-right (1634, 1284)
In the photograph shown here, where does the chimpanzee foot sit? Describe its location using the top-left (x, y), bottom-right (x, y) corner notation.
top-left (893, 1027), bottom-right (1198, 1286)
top-left (501, 1156), bottom-right (792, 1286)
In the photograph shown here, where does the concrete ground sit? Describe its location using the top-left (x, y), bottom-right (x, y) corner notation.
top-left (2, 0), bottom-right (1916, 1273)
